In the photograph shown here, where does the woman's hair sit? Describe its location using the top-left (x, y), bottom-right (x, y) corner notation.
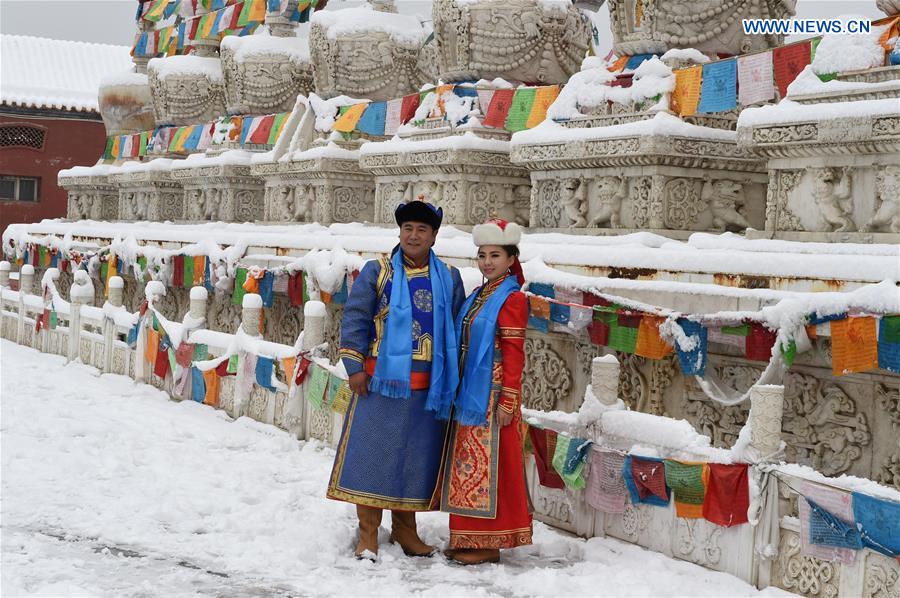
top-left (478, 244), bottom-right (519, 258)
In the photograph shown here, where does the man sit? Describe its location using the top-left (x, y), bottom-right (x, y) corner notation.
top-left (327, 200), bottom-right (466, 560)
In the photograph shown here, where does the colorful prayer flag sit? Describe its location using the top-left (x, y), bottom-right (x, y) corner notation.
top-left (306, 363), bottom-right (329, 408)
top-left (384, 98), bottom-right (403, 136)
top-left (698, 59), bottom-right (737, 113)
top-left (525, 85), bottom-right (560, 129)
top-left (505, 88), bottom-right (536, 132)
top-left (798, 480), bottom-right (858, 563)
top-left (624, 456), bottom-right (670, 507)
top-left (249, 114), bottom-right (276, 144)
top-left (702, 463), bottom-right (749, 527)
top-left (399, 93), bottom-right (420, 124)
top-left (232, 267), bottom-right (248, 305)
top-left (585, 450), bottom-right (627, 513)
top-left (203, 368), bottom-right (220, 406)
top-left (551, 434), bottom-right (591, 490)
top-left (635, 315), bottom-right (674, 359)
top-left (483, 89), bottom-right (515, 129)
top-left (267, 112), bottom-right (289, 145)
top-left (356, 102), bottom-right (387, 136)
top-left (773, 41), bottom-right (811, 98)
top-left (852, 491), bottom-right (900, 558)
top-left (675, 318), bottom-right (708, 376)
top-left (527, 426), bottom-right (565, 489)
top-left (831, 317), bottom-right (878, 375)
top-left (738, 51), bottom-right (775, 105)
top-left (665, 461), bottom-right (709, 518)
top-left (746, 322), bottom-right (776, 361)
top-left (671, 65), bottom-right (702, 116)
top-left (333, 103), bottom-right (368, 133)
top-left (191, 367), bottom-right (206, 402)
top-left (878, 315), bottom-right (900, 373)
top-left (255, 356), bottom-right (277, 391)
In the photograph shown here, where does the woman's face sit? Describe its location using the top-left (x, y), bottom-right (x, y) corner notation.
top-left (477, 245), bottom-right (515, 283)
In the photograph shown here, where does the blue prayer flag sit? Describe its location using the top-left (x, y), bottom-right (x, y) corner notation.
top-left (191, 367), bottom-right (206, 402)
top-left (267, 0), bottom-right (280, 11)
top-left (183, 124), bottom-right (204, 151)
top-left (529, 282), bottom-right (555, 299)
top-left (331, 277), bottom-right (349, 305)
top-left (550, 301), bottom-right (570, 325)
top-left (127, 321), bottom-right (140, 347)
top-left (877, 316), bottom-right (900, 373)
top-left (240, 118), bottom-right (254, 145)
top-left (809, 311), bottom-right (846, 326)
top-left (50, 252), bottom-right (58, 269)
top-left (852, 491), bottom-right (900, 557)
top-left (211, 0), bottom-right (226, 9)
top-left (698, 59), bottom-right (737, 113)
top-left (204, 257), bottom-right (214, 292)
top-left (675, 318), bottom-right (708, 376)
top-left (528, 315), bottom-right (549, 333)
top-left (625, 54), bottom-right (654, 70)
top-left (135, 32), bottom-right (149, 57)
top-left (258, 271), bottom-right (275, 308)
top-left (255, 356), bottom-right (277, 391)
top-left (806, 498), bottom-right (863, 550)
top-left (453, 85), bottom-right (479, 98)
top-left (356, 102), bottom-right (387, 136)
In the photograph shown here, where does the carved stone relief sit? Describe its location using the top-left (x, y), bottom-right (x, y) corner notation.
top-left (875, 383), bottom-right (900, 490)
top-left (207, 294), bottom-right (242, 334)
top-left (265, 296), bottom-right (304, 346)
top-left (863, 552), bottom-right (900, 598)
top-left (863, 165), bottom-right (900, 234)
top-left (221, 45), bottom-right (314, 116)
top-left (775, 531), bottom-right (839, 598)
top-left (148, 60), bottom-right (226, 127)
top-left (522, 337), bottom-right (573, 411)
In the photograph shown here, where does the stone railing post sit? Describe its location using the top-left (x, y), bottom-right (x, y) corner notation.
top-left (189, 286), bottom-right (209, 321)
top-left (302, 300), bottom-right (326, 351)
top-left (103, 276), bottom-right (124, 373)
top-left (591, 354), bottom-right (620, 406)
top-left (749, 384), bottom-right (784, 459)
top-left (15, 264), bottom-right (35, 344)
top-left (241, 293), bottom-right (262, 337)
top-left (0, 261), bottom-right (10, 288)
top-left (142, 281), bottom-right (166, 383)
top-left (68, 271), bottom-right (94, 362)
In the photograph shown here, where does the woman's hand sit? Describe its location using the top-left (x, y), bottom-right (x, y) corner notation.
top-left (349, 372), bottom-right (369, 397)
top-left (496, 408), bottom-right (514, 428)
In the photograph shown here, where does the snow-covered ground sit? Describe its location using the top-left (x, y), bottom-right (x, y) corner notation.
top-left (1, 340), bottom-right (792, 597)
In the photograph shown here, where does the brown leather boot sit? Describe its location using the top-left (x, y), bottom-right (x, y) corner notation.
top-left (449, 548), bottom-right (500, 565)
top-left (355, 505), bottom-right (383, 560)
top-left (389, 511), bottom-right (435, 557)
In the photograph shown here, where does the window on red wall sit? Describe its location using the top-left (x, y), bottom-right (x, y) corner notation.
top-left (0, 175), bottom-right (40, 201)
top-left (0, 124), bottom-right (47, 151)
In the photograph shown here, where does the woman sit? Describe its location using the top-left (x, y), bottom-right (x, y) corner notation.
top-left (431, 218), bottom-right (532, 565)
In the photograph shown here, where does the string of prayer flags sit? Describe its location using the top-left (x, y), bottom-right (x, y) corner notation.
top-left (635, 316), bottom-right (674, 359)
top-left (798, 480), bottom-right (859, 563)
top-left (287, 271), bottom-right (306, 306)
top-left (878, 315), bottom-right (900, 373)
top-left (624, 54), bottom-right (653, 71)
top-left (702, 463), bottom-right (749, 527)
top-left (505, 88), bottom-right (536, 133)
top-left (383, 97), bottom-right (404, 136)
top-left (255, 356), bottom-right (277, 391)
top-left (675, 318), bottom-right (708, 376)
top-left (585, 450), bottom-right (627, 513)
top-left (528, 296), bottom-right (550, 333)
top-left (773, 40), bottom-right (812, 98)
top-left (550, 287), bottom-right (577, 326)
top-left (664, 461), bottom-right (709, 518)
top-left (281, 356), bottom-right (296, 388)
top-left (306, 363), bottom-right (329, 409)
top-left (551, 435), bottom-right (592, 490)
top-left (215, 356), bottom-right (234, 377)
top-left (525, 85), bottom-right (560, 129)
top-left (483, 89), bottom-right (514, 129)
top-left (624, 456), bottom-right (670, 507)
top-left (333, 103), bottom-right (368, 134)
top-left (831, 317), bottom-right (878, 376)
top-left (737, 51), bottom-right (775, 105)
top-left (745, 322), bottom-right (777, 361)
top-left (697, 59), bottom-right (737, 113)
top-left (527, 426), bottom-right (565, 490)
top-left (232, 267), bottom-right (248, 305)
top-left (671, 65), bottom-right (702, 117)
top-left (851, 491), bottom-right (900, 558)
top-left (326, 373), bottom-right (342, 408)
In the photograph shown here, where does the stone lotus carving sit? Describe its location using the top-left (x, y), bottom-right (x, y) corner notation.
top-left (808, 166), bottom-right (855, 232)
top-left (220, 38), bottom-right (314, 116)
top-left (609, 0), bottom-right (797, 57)
top-left (432, 0), bottom-right (591, 83)
top-left (309, 3), bottom-right (432, 101)
top-left (148, 56), bottom-right (226, 127)
top-left (863, 164), bottom-right (900, 233)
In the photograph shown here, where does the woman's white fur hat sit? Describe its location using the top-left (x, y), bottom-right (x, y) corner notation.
top-left (472, 219), bottom-right (522, 247)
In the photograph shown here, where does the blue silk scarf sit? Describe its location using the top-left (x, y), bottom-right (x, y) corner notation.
top-left (438, 275), bottom-right (519, 426)
top-left (370, 250), bottom-right (459, 408)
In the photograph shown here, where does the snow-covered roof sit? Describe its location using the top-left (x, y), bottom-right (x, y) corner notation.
top-left (0, 34), bottom-right (133, 113)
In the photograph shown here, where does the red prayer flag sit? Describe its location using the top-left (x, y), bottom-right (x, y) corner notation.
top-left (746, 322), bottom-right (777, 361)
top-left (175, 342), bottom-right (194, 367)
top-left (215, 359), bottom-right (235, 377)
top-left (172, 254), bottom-right (185, 287)
top-left (773, 41), bottom-right (811, 98)
top-left (399, 93), bottom-right (420, 124)
top-left (617, 313), bottom-right (642, 328)
top-left (483, 89), bottom-right (515, 129)
top-left (60, 259), bottom-right (69, 273)
top-left (294, 356), bottom-right (312, 385)
top-left (287, 271), bottom-right (304, 306)
top-left (589, 321), bottom-right (610, 346)
top-left (703, 463), bottom-right (749, 527)
top-left (582, 292), bottom-right (611, 309)
top-left (154, 344), bottom-right (170, 378)
top-left (630, 457), bottom-right (669, 502)
top-left (249, 114), bottom-right (275, 144)
top-left (189, 15), bottom-right (202, 40)
top-left (528, 426), bottom-right (566, 489)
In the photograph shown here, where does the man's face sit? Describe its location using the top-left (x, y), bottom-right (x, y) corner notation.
top-left (399, 221), bottom-right (437, 262)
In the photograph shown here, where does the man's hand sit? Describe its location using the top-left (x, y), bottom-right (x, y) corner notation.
top-left (349, 371), bottom-right (370, 398)
top-left (496, 408), bottom-right (514, 428)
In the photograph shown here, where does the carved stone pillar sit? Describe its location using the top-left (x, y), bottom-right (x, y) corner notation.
top-left (0, 261), bottom-right (9, 287)
top-left (69, 271), bottom-right (94, 362)
top-left (108, 276), bottom-right (124, 307)
top-left (148, 56), bottom-right (226, 127)
top-left (19, 265), bottom-right (34, 295)
top-left (591, 355), bottom-right (620, 406)
top-left (241, 294), bottom-right (262, 337)
top-left (173, 164), bottom-right (265, 223)
top-left (303, 301), bottom-right (326, 350)
top-left (189, 287), bottom-right (209, 320)
top-left (750, 384), bottom-right (784, 459)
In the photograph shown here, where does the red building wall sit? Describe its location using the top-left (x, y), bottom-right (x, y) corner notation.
top-left (0, 110), bottom-right (108, 234)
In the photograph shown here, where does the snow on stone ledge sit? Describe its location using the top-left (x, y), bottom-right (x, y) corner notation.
top-left (221, 33), bottom-right (310, 63)
top-left (99, 70), bottom-right (149, 89)
top-left (810, 18), bottom-right (890, 75)
top-left (360, 131), bottom-right (509, 155)
top-left (170, 150), bottom-right (254, 170)
top-left (148, 55), bottom-right (224, 82)
top-left (659, 48), bottom-right (710, 64)
top-left (512, 112), bottom-right (736, 146)
top-left (311, 4), bottom-right (428, 46)
top-left (737, 97), bottom-right (900, 128)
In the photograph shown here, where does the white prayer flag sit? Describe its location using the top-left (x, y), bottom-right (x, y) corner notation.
top-left (219, 6), bottom-right (236, 32)
top-left (383, 98), bottom-right (403, 136)
top-left (476, 89), bottom-right (496, 116)
top-left (198, 123), bottom-right (214, 150)
top-left (738, 52), bottom-right (775, 106)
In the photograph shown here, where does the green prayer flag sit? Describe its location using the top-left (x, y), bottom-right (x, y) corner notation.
top-left (138, 256), bottom-right (148, 280)
top-left (266, 113), bottom-right (288, 145)
top-left (152, 313), bottom-right (160, 332)
top-left (237, 0), bottom-right (253, 26)
top-left (302, 271), bottom-right (310, 303)
top-left (168, 347), bottom-right (177, 373)
top-left (103, 136), bottom-right (114, 160)
top-left (227, 353), bottom-right (239, 374)
top-left (49, 311), bottom-right (58, 329)
top-left (39, 245), bottom-right (47, 265)
top-left (817, 72), bottom-right (837, 82)
top-left (139, 131), bottom-right (149, 156)
top-left (882, 315), bottom-right (900, 344)
top-left (664, 460), bottom-right (707, 507)
top-left (593, 309), bottom-right (617, 325)
top-left (721, 323), bottom-right (751, 336)
top-left (193, 343), bottom-right (209, 361)
top-left (608, 320), bottom-right (638, 353)
top-left (100, 259), bottom-right (109, 281)
top-left (326, 373), bottom-right (342, 407)
top-left (232, 267), bottom-right (248, 305)
top-left (505, 88), bottom-right (536, 132)
top-left (810, 37), bottom-right (822, 61)
top-left (306, 364), bottom-right (329, 409)
top-left (551, 435), bottom-right (587, 490)
top-left (781, 339), bottom-right (797, 367)
top-left (183, 255), bottom-right (194, 288)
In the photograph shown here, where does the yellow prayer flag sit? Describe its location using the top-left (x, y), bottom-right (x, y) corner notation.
top-left (333, 103), bottom-right (368, 133)
top-left (671, 65), bottom-right (702, 116)
top-left (282, 356), bottom-right (297, 384)
top-left (200, 13), bottom-right (217, 39)
top-left (429, 84), bottom-right (455, 118)
top-left (526, 85), bottom-right (560, 129)
top-left (831, 317), bottom-right (879, 376)
top-left (248, 0), bottom-right (266, 22)
top-left (635, 315), bottom-right (674, 359)
top-left (111, 136), bottom-right (122, 159)
top-left (105, 255), bottom-right (118, 296)
top-left (608, 55), bottom-right (629, 73)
